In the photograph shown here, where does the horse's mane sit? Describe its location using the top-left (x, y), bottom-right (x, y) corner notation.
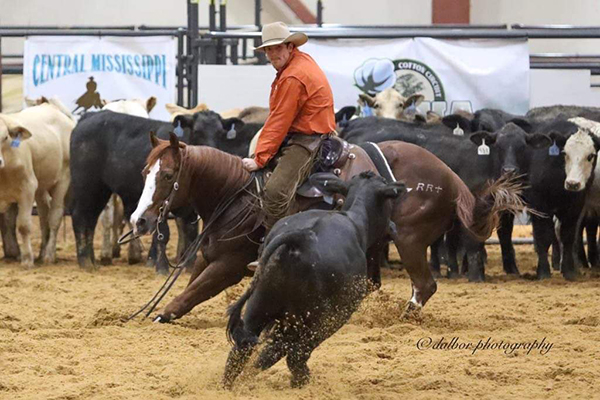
top-left (144, 141), bottom-right (172, 173)
top-left (144, 142), bottom-right (250, 194)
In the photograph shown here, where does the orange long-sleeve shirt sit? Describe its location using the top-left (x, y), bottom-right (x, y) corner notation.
top-left (253, 48), bottom-right (336, 168)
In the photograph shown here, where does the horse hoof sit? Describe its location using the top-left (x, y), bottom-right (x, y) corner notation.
top-left (401, 301), bottom-right (423, 323)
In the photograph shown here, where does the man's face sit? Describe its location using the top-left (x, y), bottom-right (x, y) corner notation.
top-left (264, 43), bottom-right (294, 71)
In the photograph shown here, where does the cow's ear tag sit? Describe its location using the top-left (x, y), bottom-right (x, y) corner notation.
top-left (227, 124), bottom-right (237, 140)
top-left (174, 121), bottom-right (184, 138)
top-left (362, 105), bottom-right (373, 117)
top-left (549, 141), bottom-right (560, 156)
top-left (453, 123), bottom-right (464, 136)
top-left (478, 139), bottom-right (490, 156)
top-left (10, 134), bottom-right (21, 148)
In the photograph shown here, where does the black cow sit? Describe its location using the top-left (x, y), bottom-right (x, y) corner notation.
top-left (70, 111), bottom-right (201, 272)
top-left (172, 110), bottom-right (262, 157)
top-left (341, 117), bottom-right (549, 281)
top-left (223, 172), bottom-right (405, 388)
top-left (526, 105), bottom-right (600, 121)
top-left (510, 118), bottom-right (594, 280)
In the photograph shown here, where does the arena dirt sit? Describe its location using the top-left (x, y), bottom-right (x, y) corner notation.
top-left (1, 218), bottom-right (600, 399)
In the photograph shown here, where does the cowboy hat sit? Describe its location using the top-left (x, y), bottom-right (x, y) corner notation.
top-left (254, 22), bottom-right (308, 52)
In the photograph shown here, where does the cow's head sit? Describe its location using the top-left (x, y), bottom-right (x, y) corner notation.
top-left (358, 88), bottom-right (424, 120)
top-left (470, 122), bottom-right (552, 176)
top-left (131, 132), bottom-right (187, 235)
top-left (0, 115), bottom-right (33, 169)
top-left (172, 110), bottom-right (240, 148)
top-left (563, 118), bottom-right (600, 192)
top-left (102, 97), bottom-right (157, 118)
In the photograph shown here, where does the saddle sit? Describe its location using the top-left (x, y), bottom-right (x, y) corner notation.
top-left (256, 134), bottom-right (354, 201)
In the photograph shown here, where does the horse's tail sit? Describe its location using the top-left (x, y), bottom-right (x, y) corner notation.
top-left (455, 174), bottom-right (527, 242)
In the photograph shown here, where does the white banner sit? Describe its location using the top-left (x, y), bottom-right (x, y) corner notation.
top-left (24, 36), bottom-right (177, 121)
top-left (303, 38), bottom-right (530, 116)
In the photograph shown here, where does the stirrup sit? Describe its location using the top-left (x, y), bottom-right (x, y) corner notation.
top-left (246, 260), bottom-right (259, 272)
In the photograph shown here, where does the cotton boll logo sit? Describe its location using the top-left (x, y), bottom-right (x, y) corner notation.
top-left (354, 59), bottom-right (396, 95)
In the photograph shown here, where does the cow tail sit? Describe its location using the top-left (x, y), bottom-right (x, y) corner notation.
top-left (455, 175), bottom-right (527, 242)
top-left (226, 288), bottom-right (257, 347)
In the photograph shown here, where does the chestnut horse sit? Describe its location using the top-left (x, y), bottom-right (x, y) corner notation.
top-left (131, 133), bottom-right (526, 323)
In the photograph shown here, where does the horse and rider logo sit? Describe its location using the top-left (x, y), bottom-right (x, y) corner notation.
top-left (72, 76), bottom-right (105, 114)
top-left (354, 58), bottom-right (446, 102)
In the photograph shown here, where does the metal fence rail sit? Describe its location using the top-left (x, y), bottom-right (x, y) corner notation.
top-left (2, 24), bottom-right (600, 112)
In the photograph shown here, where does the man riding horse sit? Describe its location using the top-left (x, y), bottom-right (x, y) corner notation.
top-left (241, 22), bottom-right (336, 243)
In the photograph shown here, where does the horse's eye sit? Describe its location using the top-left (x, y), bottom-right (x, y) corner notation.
top-left (588, 154), bottom-right (596, 162)
top-left (164, 173), bottom-right (174, 181)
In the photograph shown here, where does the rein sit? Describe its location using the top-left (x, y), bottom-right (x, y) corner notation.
top-left (126, 150), bottom-right (257, 321)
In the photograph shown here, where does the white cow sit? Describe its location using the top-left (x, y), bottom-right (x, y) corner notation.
top-left (0, 102), bottom-right (74, 267)
top-left (102, 96), bottom-right (157, 118)
top-left (97, 97), bottom-right (157, 265)
top-left (358, 87), bottom-right (431, 121)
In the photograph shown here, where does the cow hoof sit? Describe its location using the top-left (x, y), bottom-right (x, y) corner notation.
top-left (43, 255), bottom-right (56, 265)
top-left (290, 374), bottom-right (310, 388)
top-left (536, 271), bottom-right (551, 280)
top-left (446, 270), bottom-right (461, 279)
top-left (563, 271), bottom-right (581, 282)
top-left (22, 260), bottom-right (35, 269)
top-left (99, 256), bottom-right (113, 266)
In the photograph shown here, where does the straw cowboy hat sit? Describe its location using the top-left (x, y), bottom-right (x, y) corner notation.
top-left (254, 22), bottom-right (308, 52)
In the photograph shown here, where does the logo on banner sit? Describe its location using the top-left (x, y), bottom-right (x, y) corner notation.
top-left (354, 58), bottom-right (473, 116)
top-left (354, 58), bottom-right (445, 101)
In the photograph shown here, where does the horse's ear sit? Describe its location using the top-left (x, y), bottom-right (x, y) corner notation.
top-left (310, 173), bottom-right (349, 196)
top-left (150, 131), bottom-right (160, 148)
top-left (169, 132), bottom-right (180, 148)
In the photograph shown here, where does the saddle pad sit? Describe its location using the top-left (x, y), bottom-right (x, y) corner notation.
top-left (359, 142), bottom-right (397, 183)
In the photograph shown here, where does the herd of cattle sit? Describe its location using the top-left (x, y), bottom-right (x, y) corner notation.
top-left (3, 86), bottom-right (600, 386)
top-left (1, 88), bottom-right (600, 285)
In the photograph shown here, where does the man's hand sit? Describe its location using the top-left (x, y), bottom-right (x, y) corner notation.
top-left (242, 158), bottom-right (260, 172)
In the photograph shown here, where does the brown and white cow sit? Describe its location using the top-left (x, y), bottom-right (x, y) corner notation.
top-left (0, 102), bottom-right (74, 267)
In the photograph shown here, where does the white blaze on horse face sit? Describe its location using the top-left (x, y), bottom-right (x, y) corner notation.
top-left (563, 130), bottom-right (595, 192)
top-left (131, 159), bottom-right (161, 232)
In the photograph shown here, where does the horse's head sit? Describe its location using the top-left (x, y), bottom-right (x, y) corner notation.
top-left (131, 132), bottom-right (186, 236)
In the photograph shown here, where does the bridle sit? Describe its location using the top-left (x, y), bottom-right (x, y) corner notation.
top-left (127, 147), bottom-right (257, 322)
top-left (155, 146), bottom-right (187, 242)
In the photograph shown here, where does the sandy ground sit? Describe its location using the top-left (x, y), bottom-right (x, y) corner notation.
top-left (1, 218), bottom-right (600, 400)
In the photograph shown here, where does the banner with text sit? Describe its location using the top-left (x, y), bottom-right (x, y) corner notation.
top-left (303, 37), bottom-right (530, 116)
top-left (24, 36), bottom-right (176, 121)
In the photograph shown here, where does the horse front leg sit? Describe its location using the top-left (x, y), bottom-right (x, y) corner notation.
top-left (154, 253), bottom-right (252, 323)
